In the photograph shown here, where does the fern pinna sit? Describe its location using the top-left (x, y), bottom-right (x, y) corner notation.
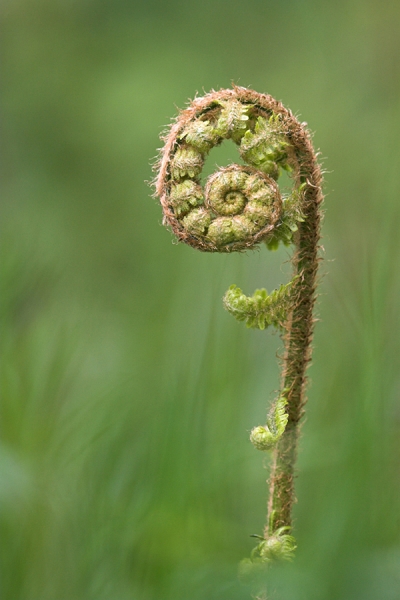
top-left (154, 86), bottom-right (323, 571)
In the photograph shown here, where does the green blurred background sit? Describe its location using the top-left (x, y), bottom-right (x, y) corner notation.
top-left (2, 1), bottom-right (400, 598)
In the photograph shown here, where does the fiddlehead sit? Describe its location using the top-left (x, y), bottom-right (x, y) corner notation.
top-left (250, 393), bottom-right (289, 451)
top-left (154, 86), bottom-right (323, 569)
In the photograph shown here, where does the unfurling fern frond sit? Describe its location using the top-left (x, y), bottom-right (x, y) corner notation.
top-left (223, 280), bottom-right (297, 330)
top-left (153, 87), bottom-right (323, 577)
top-left (250, 395), bottom-right (289, 451)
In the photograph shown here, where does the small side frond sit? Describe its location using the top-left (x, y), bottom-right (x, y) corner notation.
top-left (266, 182), bottom-right (306, 249)
top-left (223, 280), bottom-right (297, 330)
top-left (239, 527), bottom-right (297, 580)
top-left (250, 395), bottom-right (288, 451)
top-left (255, 527), bottom-right (297, 562)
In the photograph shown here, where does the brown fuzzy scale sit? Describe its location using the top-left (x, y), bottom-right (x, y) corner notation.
top-left (153, 86), bottom-right (323, 541)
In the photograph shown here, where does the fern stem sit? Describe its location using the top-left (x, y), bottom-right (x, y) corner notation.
top-left (267, 138), bottom-right (322, 536)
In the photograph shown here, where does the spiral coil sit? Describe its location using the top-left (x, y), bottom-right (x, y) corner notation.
top-left (155, 88), bottom-right (304, 253)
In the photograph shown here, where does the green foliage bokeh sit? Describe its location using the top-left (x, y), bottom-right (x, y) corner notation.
top-left (2, 1), bottom-right (400, 598)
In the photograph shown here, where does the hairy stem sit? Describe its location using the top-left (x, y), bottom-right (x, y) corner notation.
top-left (268, 139), bottom-right (322, 535)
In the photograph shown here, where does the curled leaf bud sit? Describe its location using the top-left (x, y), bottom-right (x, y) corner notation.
top-left (155, 89), bottom-right (296, 252)
top-left (250, 395), bottom-right (288, 450)
top-left (256, 527), bottom-right (297, 562)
